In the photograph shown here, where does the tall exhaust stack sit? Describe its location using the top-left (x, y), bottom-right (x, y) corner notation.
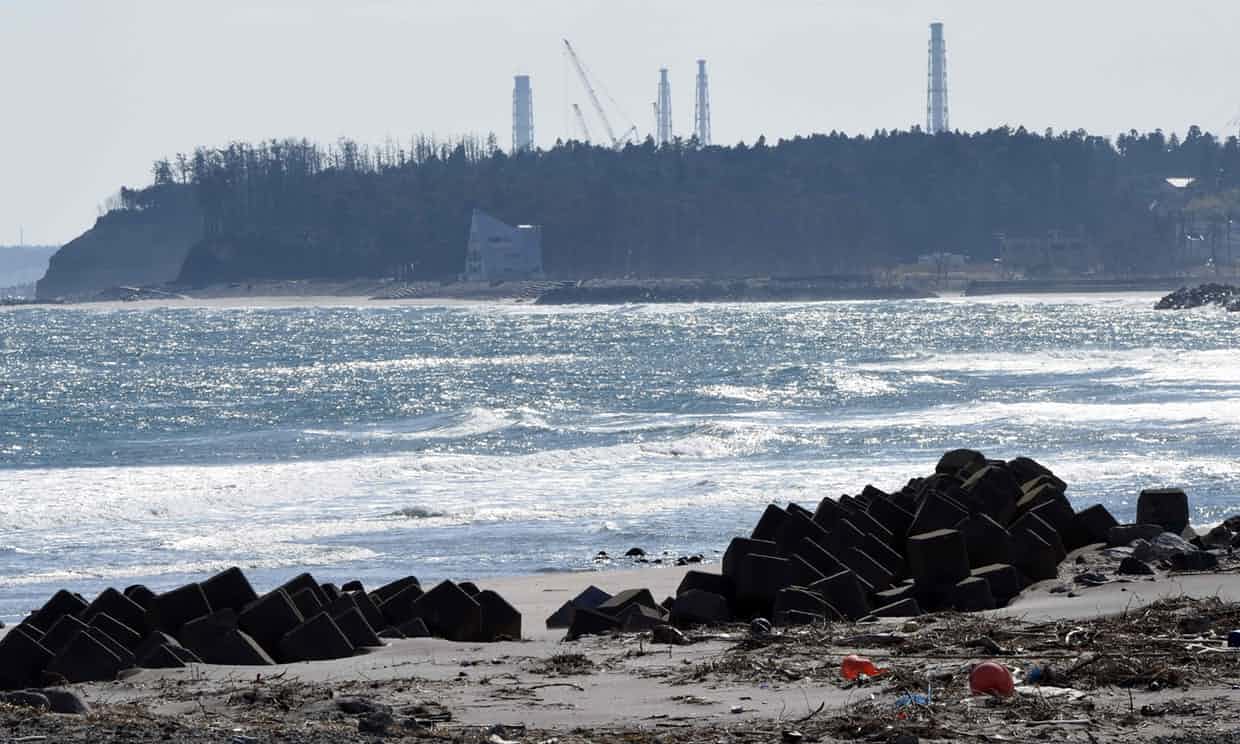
top-left (927, 23), bottom-right (949, 134)
top-left (512, 74), bottom-right (534, 152)
top-left (656, 68), bottom-right (673, 145)
top-left (694, 59), bottom-right (711, 146)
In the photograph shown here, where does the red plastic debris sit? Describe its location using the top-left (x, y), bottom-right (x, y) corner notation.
top-left (969, 660), bottom-right (1015, 697)
top-left (840, 654), bottom-right (884, 680)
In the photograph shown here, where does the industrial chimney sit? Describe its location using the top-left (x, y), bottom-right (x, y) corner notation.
top-left (656, 68), bottom-right (673, 145)
top-left (512, 75), bottom-right (534, 152)
top-left (694, 60), bottom-right (711, 146)
top-left (927, 23), bottom-right (949, 134)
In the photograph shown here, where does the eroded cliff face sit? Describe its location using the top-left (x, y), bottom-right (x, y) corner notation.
top-left (36, 192), bottom-right (202, 300)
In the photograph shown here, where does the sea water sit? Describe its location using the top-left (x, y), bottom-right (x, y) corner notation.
top-left (1, 293), bottom-right (1237, 621)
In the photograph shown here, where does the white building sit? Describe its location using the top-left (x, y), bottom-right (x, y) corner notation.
top-left (463, 210), bottom-right (544, 282)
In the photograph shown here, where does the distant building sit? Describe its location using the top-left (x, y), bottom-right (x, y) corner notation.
top-left (917, 252), bottom-right (968, 268)
top-left (998, 229), bottom-right (1092, 275)
top-left (463, 210), bottom-right (544, 282)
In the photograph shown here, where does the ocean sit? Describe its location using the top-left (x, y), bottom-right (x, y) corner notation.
top-left (1, 293), bottom-right (1237, 622)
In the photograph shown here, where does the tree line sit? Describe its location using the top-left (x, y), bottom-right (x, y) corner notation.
top-left (116, 126), bottom-right (1240, 283)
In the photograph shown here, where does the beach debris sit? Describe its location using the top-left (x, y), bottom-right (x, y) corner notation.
top-left (840, 654), bottom-right (884, 680)
top-left (1118, 556), bottom-right (1155, 575)
top-left (651, 624), bottom-right (690, 646)
top-left (969, 661), bottom-right (1015, 697)
top-left (0, 567), bottom-right (522, 690)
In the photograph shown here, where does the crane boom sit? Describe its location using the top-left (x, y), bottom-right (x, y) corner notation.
top-left (572, 104), bottom-right (592, 143)
top-left (563, 39), bottom-right (620, 147)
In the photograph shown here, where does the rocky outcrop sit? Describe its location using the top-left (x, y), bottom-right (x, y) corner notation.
top-left (36, 190), bottom-right (202, 300)
top-left (1154, 284), bottom-right (1240, 311)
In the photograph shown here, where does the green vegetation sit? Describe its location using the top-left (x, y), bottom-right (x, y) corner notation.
top-left (118, 126), bottom-right (1240, 284)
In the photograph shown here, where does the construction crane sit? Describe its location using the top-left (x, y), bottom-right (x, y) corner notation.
top-left (562, 38), bottom-right (636, 150)
top-left (572, 104), bottom-right (592, 143)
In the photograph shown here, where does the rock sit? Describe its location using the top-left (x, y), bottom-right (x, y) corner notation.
top-left (358, 710), bottom-right (396, 734)
top-left (750, 617), bottom-right (772, 635)
top-left (651, 624), bottom-right (690, 645)
top-left (408, 580), bottom-right (484, 642)
top-left (971, 564), bottom-right (1021, 605)
top-left (0, 629), bottom-right (53, 690)
top-left (624, 547), bottom-right (646, 557)
top-left (1117, 556), bottom-right (1155, 575)
top-left (278, 612), bottom-right (354, 663)
top-left (671, 589), bottom-right (731, 626)
top-left (1132, 533), bottom-right (1197, 563)
top-left (1204, 525), bottom-right (1235, 549)
top-left (808, 570), bottom-right (870, 621)
top-left (332, 607), bottom-right (384, 648)
top-left (545, 585), bottom-right (612, 629)
top-left (84, 588), bottom-right (149, 635)
top-left (1137, 488), bottom-right (1190, 534)
top-left (475, 589), bottom-right (522, 641)
top-left (237, 589), bottom-right (304, 658)
top-left (907, 528), bottom-right (971, 589)
top-left (0, 690), bottom-right (50, 710)
top-left (565, 607), bottom-right (620, 641)
top-left (201, 567), bottom-right (259, 613)
top-left (952, 577), bottom-right (996, 612)
top-left (46, 630), bottom-right (125, 683)
top-left (41, 687), bottom-right (90, 715)
top-left (147, 583), bottom-right (212, 635)
top-left (1169, 551), bottom-right (1219, 572)
top-left (1155, 283), bottom-right (1240, 310)
top-left (1108, 523), bottom-right (1164, 547)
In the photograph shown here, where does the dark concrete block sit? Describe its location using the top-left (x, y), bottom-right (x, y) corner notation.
top-left (736, 554), bottom-right (795, 613)
top-left (846, 510), bottom-right (896, 548)
top-left (908, 492), bottom-right (969, 538)
top-left (773, 510), bottom-right (830, 556)
top-left (812, 496), bottom-right (845, 530)
top-left (675, 571), bottom-right (734, 601)
top-left (808, 570), bottom-right (870, 620)
top-left (133, 631), bottom-right (183, 664)
top-left (861, 533), bottom-right (905, 578)
top-left (937, 448), bottom-right (987, 475)
top-left (787, 502), bottom-right (815, 521)
top-left (1169, 551), bottom-right (1219, 571)
top-left (545, 585), bottom-right (612, 629)
top-left (751, 504), bottom-right (789, 541)
top-left (457, 581), bottom-right (481, 596)
top-left (408, 580), bottom-right (484, 642)
top-left (278, 573), bottom-right (328, 608)
top-left (148, 583), bottom-right (212, 636)
top-left (29, 590), bottom-right (89, 633)
top-left (201, 567), bottom-right (259, 613)
top-left (46, 630), bottom-right (124, 683)
top-left (907, 528), bottom-right (971, 588)
top-left (971, 563), bottom-right (1021, 605)
top-left (346, 591), bottom-right (386, 634)
top-left (180, 610), bottom-right (239, 659)
top-left (377, 582), bottom-right (426, 627)
top-left (957, 513), bottom-right (1013, 569)
top-left (136, 643), bottom-right (186, 669)
top-left (332, 606), bottom-right (384, 648)
top-left (1007, 457), bottom-right (1064, 492)
top-left (1012, 530), bottom-right (1060, 582)
top-left (1109, 523), bottom-right (1164, 546)
top-left (773, 587), bottom-right (834, 625)
top-left (618, 604), bottom-right (666, 632)
top-left (670, 590), bottom-right (731, 626)
top-left (873, 583), bottom-right (918, 606)
top-left (840, 548), bottom-right (894, 591)
top-left (475, 589), bottom-right (522, 641)
top-left (1011, 512), bottom-right (1067, 562)
top-left (320, 583), bottom-right (341, 603)
top-left (88, 613), bottom-right (142, 650)
top-left (40, 614), bottom-right (90, 654)
top-left (84, 588), bottom-right (149, 635)
top-left (397, 618), bottom-right (430, 637)
top-left (237, 589), bottom-right (304, 657)
top-left (167, 645), bottom-right (203, 664)
top-left (868, 598), bottom-right (923, 618)
top-left (953, 577), bottom-right (996, 612)
top-left (123, 585), bottom-right (157, 609)
top-left (279, 612), bottom-right (353, 663)
top-left (564, 607), bottom-right (620, 641)
top-left (190, 627), bottom-right (274, 666)
top-left (598, 588), bottom-right (659, 617)
top-left (85, 628), bottom-right (135, 668)
top-left (721, 537), bottom-right (777, 580)
top-left (1138, 488), bottom-right (1190, 534)
top-left (1069, 504), bottom-right (1119, 549)
top-left (0, 626), bottom-right (53, 690)
top-left (793, 537), bottom-right (844, 579)
top-left (290, 588), bottom-right (323, 619)
top-left (820, 518), bottom-right (867, 556)
top-left (962, 465), bottom-right (1021, 525)
top-left (372, 576), bottom-right (420, 604)
top-left (866, 498), bottom-right (915, 542)
top-left (787, 554), bottom-right (827, 588)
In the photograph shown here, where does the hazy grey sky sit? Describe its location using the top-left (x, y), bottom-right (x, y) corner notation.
top-left (4, 0), bottom-right (1239, 245)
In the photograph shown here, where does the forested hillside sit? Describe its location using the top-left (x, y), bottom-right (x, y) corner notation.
top-left (116, 127), bottom-right (1240, 283)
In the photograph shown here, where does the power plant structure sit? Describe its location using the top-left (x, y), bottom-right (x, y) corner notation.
top-left (927, 22), bottom-right (949, 134)
top-left (694, 59), bottom-right (711, 146)
top-left (656, 68), bottom-right (673, 145)
top-left (512, 74), bottom-right (534, 152)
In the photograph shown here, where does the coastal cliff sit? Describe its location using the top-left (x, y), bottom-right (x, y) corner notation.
top-left (36, 188), bottom-right (202, 300)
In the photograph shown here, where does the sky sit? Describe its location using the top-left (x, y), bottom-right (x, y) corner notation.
top-left (3, 0), bottom-right (1240, 246)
